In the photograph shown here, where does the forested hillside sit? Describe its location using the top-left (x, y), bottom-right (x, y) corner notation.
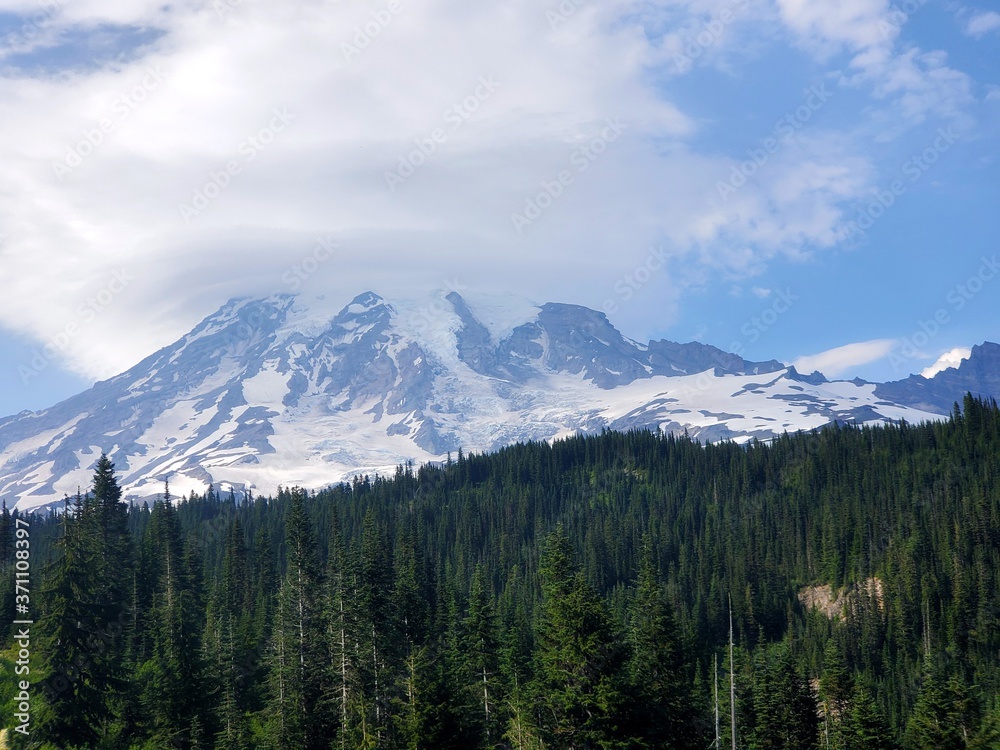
top-left (1, 395), bottom-right (999, 749)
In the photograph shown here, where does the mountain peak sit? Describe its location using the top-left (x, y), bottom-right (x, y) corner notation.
top-left (346, 290), bottom-right (386, 310)
top-left (1, 290), bottom-right (995, 512)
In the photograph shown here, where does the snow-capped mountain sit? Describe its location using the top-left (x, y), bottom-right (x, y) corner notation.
top-left (0, 291), bottom-right (993, 511)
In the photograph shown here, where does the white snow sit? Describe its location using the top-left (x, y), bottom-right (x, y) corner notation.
top-left (242, 360), bottom-right (291, 408)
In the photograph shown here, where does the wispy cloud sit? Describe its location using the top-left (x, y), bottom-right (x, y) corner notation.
top-left (965, 11), bottom-right (1000, 38)
top-left (777, 0), bottom-right (974, 130)
top-left (793, 338), bottom-right (897, 378)
top-left (920, 346), bottom-right (971, 378)
top-left (776, 0), bottom-right (892, 54)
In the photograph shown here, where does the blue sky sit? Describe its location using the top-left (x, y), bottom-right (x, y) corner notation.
top-left (0, 0), bottom-right (997, 418)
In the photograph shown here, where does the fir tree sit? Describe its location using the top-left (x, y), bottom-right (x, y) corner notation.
top-left (35, 493), bottom-right (107, 746)
top-left (464, 564), bottom-right (504, 747)
top-left (746, 640), bottom-right (820, 750)
top-left (531, 526), bottom-right (630, 749)
top-left (263, 488), bottom-right (330, 749)
top-left (841, 683), bottom-right (897, 750)
top-left (138, 482), bottom-right (209, 748)
top-left (627, 538), bottom-right (702, 750)
top-left (903, 661), bottom-right (977, 750)
top-left (208, 517), bottom-right (255, 750)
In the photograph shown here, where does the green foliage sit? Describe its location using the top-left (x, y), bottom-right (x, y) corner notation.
top-left (744, 640), bottom-right (819, 750)
top-left (626, 537), bottom-right (703, 749)
top-left (35, 453), bottom-right (134, 746)
top-left (841, 683), bottom-right (897, 750)
top-left (531, 527), bottom-right (630, 748)
top-left (262, 488), bottom-right (330, 749)
top-left (903, 659), bottom-right (979, 750)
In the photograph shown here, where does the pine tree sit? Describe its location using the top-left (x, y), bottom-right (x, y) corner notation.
top-left (208, 517), bottom-right (255, 750)
top-left (821, 639), bottom-right (853, 717)
top-left (357, 508), bottom-right (396, 747)
top-left (138, 482), bottom-right (210, 748)
top-left (464, 564), bottom-right (503, 747)
top-left (251, 523), bottom-right (277, 648)
top-left (970, 702), bottom-right (1000, 750)
top-left (35, 494), bottom-right (107, 746)
top-left (627, 538), bottom-right (702, 750)
top-left (903, 661), bottom-right (977, 750)
top-left (531, 526), bottom-right (630, 749)
top-left (841, 683), bottom-right (896, 750)
top-left (327, 508), bottom-right (362, 749)
top-left (746, 640), bottom-right (820, 750)
top-left (36, 457), bottom-right (135, 745)
top-left (500, 565), bottom-right (543, 750)
top-left (264, 488), bottom-right (331, 749)
top-left (396, 580), bottom-right (477, 750)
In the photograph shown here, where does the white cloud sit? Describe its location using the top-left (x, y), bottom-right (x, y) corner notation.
top-left (792, 338), bottom-right (896, 377)
top-left (0, 0), bottom-right (896, 384)
top-left (776, 0), bottom-right (892, 54)
top-left (776, 0), bottom-right (974, 130)
top-left (702, 133), bottom-right (876, 271)
top-left (848, 47), bottom-right (974, 127)
top-left (965, 11), bottom-right (1000, 38)
top-left (920, 347), bottom-right (971, 378)
top-left (0, 0), bottom-right (983, 390)
top-left (645, 0), bottom-right (777, 76)
top-left (0, 0), bottom-right (691, 379)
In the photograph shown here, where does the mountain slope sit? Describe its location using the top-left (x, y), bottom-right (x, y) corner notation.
top-left (0, 291), bottom-right (989, 511)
